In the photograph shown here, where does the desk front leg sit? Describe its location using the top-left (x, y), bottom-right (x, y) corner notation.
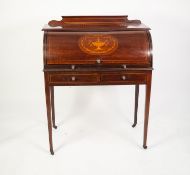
top-left (44, 73), bottom-right (54, 155)
top-left (132, 84), bottom-right (139, 127)
top-left (143, 72), bottom-right (152, 149)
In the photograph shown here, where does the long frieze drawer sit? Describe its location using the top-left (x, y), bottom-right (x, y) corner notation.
top-left (49, 73), bottom-right (99, 84)
top-left (101, 73), bottom-right (146, 84)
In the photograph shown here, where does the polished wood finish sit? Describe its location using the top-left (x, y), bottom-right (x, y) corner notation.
top-left (42, 16), bottom-right (153, 155)
top-left (45, 31), bottom-right (150, 66)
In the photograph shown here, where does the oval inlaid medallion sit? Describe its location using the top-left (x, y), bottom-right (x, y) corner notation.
top-left (78, 34), bottom-right (118, 55)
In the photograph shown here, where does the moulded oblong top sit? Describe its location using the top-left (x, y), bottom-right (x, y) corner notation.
top-left (42, 16), bottom-right (150, 32)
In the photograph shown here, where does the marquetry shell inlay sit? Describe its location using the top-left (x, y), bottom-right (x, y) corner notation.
top-left (78, 34), bottom-right (118, 55)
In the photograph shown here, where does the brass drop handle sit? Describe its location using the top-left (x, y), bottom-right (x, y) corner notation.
top-left (96, 58), bottom-right (101, 64)
top-left (123, 64), bottom-right (127, 69)
top-left (121, 75), bottom-right (126, 80)
top-left (71, 76), bottom-right (76, 81)
top-left (71, 65), bottom-right (75, 70)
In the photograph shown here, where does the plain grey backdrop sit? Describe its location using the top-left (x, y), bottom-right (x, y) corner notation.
top-left (0, 0), bottom-right (190, 175)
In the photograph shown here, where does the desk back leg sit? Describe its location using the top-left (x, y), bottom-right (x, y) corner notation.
top-left (51, 86), bottom-right (57, 129)
top-left (132, 84), bottom-right (139, 127)
top-left (44, 73), bottom-right (54, 155)
top-left (143, 73), bottom-right (152, 149)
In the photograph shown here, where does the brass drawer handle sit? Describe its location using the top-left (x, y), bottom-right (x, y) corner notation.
top-left (71, 76), bottom-right (76, 81)
top-left (123, 64), bottom-right (127, 69)
top-left (121, 75), bottom-right (126, 80)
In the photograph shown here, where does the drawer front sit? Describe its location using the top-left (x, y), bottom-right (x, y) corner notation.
top-left (101, 72), bottom-right (146, 84)
top-left (49, 73), bottom-right (99, 84)
top-left (45, 31), bottom-right (151, 66)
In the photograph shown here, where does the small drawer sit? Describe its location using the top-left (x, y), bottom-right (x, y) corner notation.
top-left (49, 73), bottom-right (99, 84)
top-left (101, 73), bottom-right (146, 84)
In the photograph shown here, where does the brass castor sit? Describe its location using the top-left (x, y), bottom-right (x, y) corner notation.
top-left (132, 123), bottom-right (137, 128)
top-left (143, 145), bottom-right (147, 149)
top-left (50, 149), bottom-right (54, 155)
top-left (53, 125), bottom-right (57, 129)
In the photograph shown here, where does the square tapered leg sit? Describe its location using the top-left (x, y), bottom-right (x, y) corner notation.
top-left (44, 73), bottom-right (54, 155)
top-left (132, 84), bottom-right (139, 127)
top-left (143, 73), bottom-right (152, 149)
top-left (50, 86), bottom-right (57, 129)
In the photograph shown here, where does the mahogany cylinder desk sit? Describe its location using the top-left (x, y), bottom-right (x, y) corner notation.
top-left (42, 16), bottom-right (153, 155)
